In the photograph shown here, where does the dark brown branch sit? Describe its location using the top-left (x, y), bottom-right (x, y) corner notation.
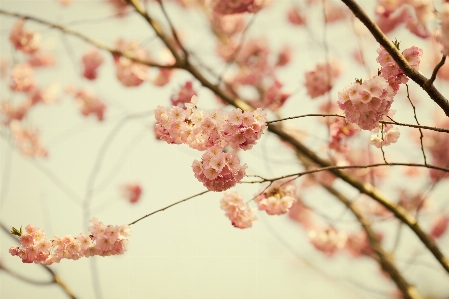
top-left (428, 55), bottom-right (447, 86)
top-left (340, 0), bottom-right (449, 117)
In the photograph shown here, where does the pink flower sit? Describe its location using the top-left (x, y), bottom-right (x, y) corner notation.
top-left (304, 62), bottom-right (341, 99)
top-left (71, 89), bottom-right (107, 121)
top-left (9, 19), bottom-right (40, 54)
top-left (82, 48), bottom-right (104, 80)
top-left (9, 64), bottom-right (35, 92)
top-left (255, 179), bottom-right (297, 215)
top-left (113, 39), bottom-right (149, 87)
top-left (287, 7), bottom-right (306, 26)
top-left (10, 121), bottom-right (48, 158)
top-left (220, 191), bottom-right (257, 228)
top-left (308, 227), bottom-right (347, 256)
top-left (121, 183), bottom-right (142, 204)
top-left (9, 219), bottom-right (131, 264)
top-left (430, 215), bottom-right (449, 239)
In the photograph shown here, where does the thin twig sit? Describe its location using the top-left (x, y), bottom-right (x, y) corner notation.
top-left (405, 84), bottom-right (427, 165)
top-left (128, 190), bottom-right (210, 225)
top-left (427, 55), bottom-right (447, 86)
top-left (0, 9), bottom-right (178, 69)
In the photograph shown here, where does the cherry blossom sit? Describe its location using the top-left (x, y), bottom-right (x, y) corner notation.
top-left (255, 179), bottom-right (297, 215)
top-left (69, 88), bottom-right (107, 121)
top-left (113, 39), bottom-right (149, 87)
top-left (10, 120), bottom-right (48, 158)
top-left (9, 19), bottom-right (40, 54)
top-left (82, 48), bottom-right (104, 80)
top-left (121, 183), bottom-right (142, 204)
top-left (9, 219), bottom-right (130, 264)
top-left (220, 191), bottom-right (257, 228)
top-left (304, 61), bottom-right (341, 99)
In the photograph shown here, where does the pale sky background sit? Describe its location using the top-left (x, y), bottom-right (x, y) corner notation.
top-left (0, 1), bottom-right (449, 299)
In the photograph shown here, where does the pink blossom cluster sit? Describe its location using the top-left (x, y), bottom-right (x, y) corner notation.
top-left (375, 0), bottom-right (432, 38)
top-left (9, 219), bottom-right (130, 264)
top-left (192, 146), bottom-right (247, 191)
top-left (287, 6), bottom-right (306, 26)
top-left (254, 179), bottom-right (297, 215)
top-left (155, 96), bottom-right (267, 151)
top-left (304, 62), bottom-right (341, 99)
top-left (66, 87), bottom-right (107, 121)
top-left (376, 45), bottom-right (422, 91)
top-left (437, 3), bottom-right (449, 55)
top-left (260, 80), bottom-right (290, 111)
top-left (430, 215), bottom-right (449, 239)
top-left (329, 118), bottom-right (357, 152)
top-left (1, 82), bottom-right (58, 125)
top-left (170, 81), bottom-right (197, 108)
top-left (121, 183), bottom-right (142, 204)
top-left (10, 120), bottom-right (48, 158)
top-left (82, 48), bottom-right (104, 80)
top-left (211, 0), bottom-right (266, 15)
top-left (9, 19), bottom-right (40, 54)
top-left (9, 63), bottom-right (35, 92)
top-left (308, 228), bottom-right (347, 257)
top-left (220, 191), bottom-right (257, 228)
top-left (155, 96), bottom-right (266, 191)
top-left (113, 39), bottom-right (149, 87)
top-left (369, 123), bottom-right (400, 148)
top-left (9, 20), bottom-right (55, 67)
top-left (337, 76), bottom-right (395, 130)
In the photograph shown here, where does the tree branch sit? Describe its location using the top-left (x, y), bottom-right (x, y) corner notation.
top-left (339, 0), bottom-right (449, 117)
top-left (0, 9), bottom-right (180, 69)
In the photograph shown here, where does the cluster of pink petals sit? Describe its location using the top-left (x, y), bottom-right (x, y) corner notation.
top-left (287, 6), bottom-right (306, 26)
top-left (155, 96), bottom-right (267, 151)
top-left (210, 13), bottom-right (245, 37)
top-left (67, 88), bottom-right (107, 121)
top-left (376, 45), bottom-right (422, 91)
top-left (369, 123), bottom-right (400, 148)
top-left (1, 84), bottom-right (58, 124)
top-left (324, 2), bottom-right (349, 23)
top-left (82, 48), bottom-right (104, 80)
top-left (337, 76), bottom-right (395, 130)
top-left (329, 118), bottom-right (357, 152)
top-left (192, 147), bottom-right (247, 191)
top-left (113, 39), bottom-right (149, 87)
top-left (220, 191), bottom-right (257, 228)
top-left (170, 81), bottom-right (197, 108)
top-left (155, 96), bottom-right (266, 191)
top-left (375, 0), bottom-right (432, 38)
top-left (9, 64), bottom-right (35, 92)
top-left (275, 45), bottom-right (293, 67)
top-left (304, 62), bottom-right (341, 99)
top-left (437, 3), bottom-right (449, 55)
top-left (121, 183), bottom-right (142, 204)
top-left (211, 0), bottom-right (265, 15)
top-left (28, 52), bottom-right (55, 68)
top-left (308, 227), bottom-right (347, 257)
top-left (345, 230), bottom-right (382, 258)
top-left (9, 19), bottom-right (40, 54)
top-left (430, 215), bottom-right (449, 239)
top-left (9, 219), bottom-right (130, 265)
top-left (255, 179), bottom-right (297, 215)
top-left (10, 120), bottom-right (48, 158)
top-left (261, 80), bottom-right (290, 111)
